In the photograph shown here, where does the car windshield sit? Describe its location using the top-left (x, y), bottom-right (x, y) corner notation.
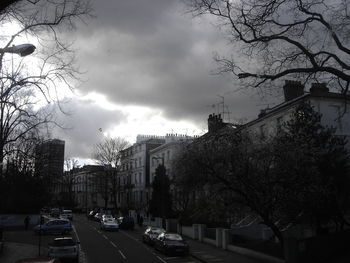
top-left (165, 234), bottom-right (183, 241)
top-left (152, 228), bottom-right (165, 234)
top-left (105, 219), bottom-right (115, 223)
top-left (63, 210), bottom-right (72, 213)
top-left (52, 238), bottom-right (76, 246)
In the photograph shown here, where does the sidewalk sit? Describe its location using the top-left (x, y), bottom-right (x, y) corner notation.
top-left (0, 242), bottom-right (48, 263)
top-left (133, 224), bottom-right (283, 263)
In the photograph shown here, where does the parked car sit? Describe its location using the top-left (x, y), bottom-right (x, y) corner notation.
top-left (118, 217), bottom-right (135, 230)
top-left (87, 210), bottom-right (97, 220)
top-left (142, 226), bottom-right (165, 245)
top-left (102, 214), bottom-right (114, 221)
top-left (40, 207), bottom-right (50, 214)
top-left (0, 227), bottom-right (4, 254)
top-left (61, 210), bottom-right (73, 221)
top-left (50, 208), bottom-right (60, 218)
top-left (100, 218), bottom-right (119, 231)
top-left (48, 237), bottom-right (79, 262)
top-left (93, 213), bottom-right (103, 222)
top-left (154, 233), bottom-right (189, 255)
top-left (16, 258), bottom-right (61, 263)
top-left (33, 219), bottom-right (72, 235)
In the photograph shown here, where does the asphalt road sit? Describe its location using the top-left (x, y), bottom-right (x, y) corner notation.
top-left (74, 215), bottom-right (200, 263)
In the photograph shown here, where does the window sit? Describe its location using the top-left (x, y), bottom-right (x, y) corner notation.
top-left (329, 105), bottom-right (343, 132)
top-left (276, 116), bottom-right (283, 131)
top-left (139, 157), bottom-right (141, 166)
top-left (260, 124), bottom-right (267, 139)
top-left (167, 151), bottom-right (170, 161)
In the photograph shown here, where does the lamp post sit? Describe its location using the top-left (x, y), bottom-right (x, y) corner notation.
top-left (0, 43), bottom-right (36, 57)
top-left (0, 43), bottom-right (36, 176)
top-left (0, 43), bottom-right (36, 72)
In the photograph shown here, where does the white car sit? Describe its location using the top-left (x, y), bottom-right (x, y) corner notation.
top-left (61, 209), bottom-right (73, 220)
top-left (102, 214), bottom-right (114, 221)
top-left (48, 237), bottom-right (79, 262)
top-left (101, 218), bottom-right (119, 231)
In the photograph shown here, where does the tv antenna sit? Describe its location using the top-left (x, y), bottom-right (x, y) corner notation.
top-left (217, 95), bottom-right (231, 122)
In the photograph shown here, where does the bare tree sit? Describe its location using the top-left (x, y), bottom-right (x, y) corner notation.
top-left (93, 137), bottom-right (130, 212)
top-left (0, 0), bottom-right (92, 166)
top-left (173, 102), bottom-right (350, 247)
top-left (186, 0), bottom-right (350, 94)
top-left (0, 0), bottom-right (22, 15)
top-left (57, 158), bottom-right (79, 208)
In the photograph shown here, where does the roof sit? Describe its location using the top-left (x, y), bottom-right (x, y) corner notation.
top-left (243, 90), bottom-right (350, 128)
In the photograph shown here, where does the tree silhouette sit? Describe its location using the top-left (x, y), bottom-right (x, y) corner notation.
top-left (149, 164), bottom-right (172, 219)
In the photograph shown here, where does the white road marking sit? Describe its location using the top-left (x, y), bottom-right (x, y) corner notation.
top-left (118, 250), bottom-right (127, 259)
top-left (120, 230), bottom-right (139, 242)
top-left (157, 256), bottom-right (167, 263)
top-left (97, 230), bottom-right (101, 234)
top-left (110, 241), bottom-right (117, 248)
top-left (72, 225), bottom-right (80, 243)
top-left (103, 234), bottom-right (108, 240)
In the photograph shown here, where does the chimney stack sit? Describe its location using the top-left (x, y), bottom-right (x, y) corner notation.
top-left (310, 82), bottom-right (329, 95)
top-left (283, 80), bottom-right (304, 102)
top-left (208, 114), bottom-right (224, 133)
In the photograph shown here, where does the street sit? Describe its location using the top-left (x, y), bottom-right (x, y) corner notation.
top-left (72, 215), bottom-right (200, 263)
top-left (3, 215), bottom-right (201, 263)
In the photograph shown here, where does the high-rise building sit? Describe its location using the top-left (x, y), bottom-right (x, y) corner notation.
top-left (35, 139), bottom-right (65, 202)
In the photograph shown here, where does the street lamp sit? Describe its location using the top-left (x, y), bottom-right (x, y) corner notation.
top-left (0, 43), bottom-right (36, 57)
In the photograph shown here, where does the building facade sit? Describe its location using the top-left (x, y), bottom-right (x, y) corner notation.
top-left (243, 81), bottom-right (350, 147)
top-left (68, 165), bottom-right (106, 212)
top-left (34, 139), bottom-right (65, 204)
top-left (118, 135), bottom-right (166, 216)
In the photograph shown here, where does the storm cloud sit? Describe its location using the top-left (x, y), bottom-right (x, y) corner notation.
top-left (55, 0), bottom-right (274, 161)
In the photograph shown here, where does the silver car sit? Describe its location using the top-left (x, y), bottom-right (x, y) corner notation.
top-left (101, 218), bottom-right (119, 231)
top-left (48, 237), bottom-right (79, 262)
top-left (142, 226), bottom-right (165, 245)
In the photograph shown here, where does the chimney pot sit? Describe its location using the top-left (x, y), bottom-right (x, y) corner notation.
top-left (283, 80), bottom-right (304, 101)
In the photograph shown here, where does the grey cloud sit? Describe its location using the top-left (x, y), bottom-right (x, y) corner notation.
top-left (51, 98), bottom-right (127, 159)
top-left (54, 0), bottom-right (273, 158)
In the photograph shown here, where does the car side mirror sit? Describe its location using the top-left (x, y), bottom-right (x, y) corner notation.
top-left (77, 241), bottom-right (81, 244)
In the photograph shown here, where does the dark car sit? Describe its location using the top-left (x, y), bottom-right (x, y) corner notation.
top-left (61, 210), bottom-right (73, 221)
top-left (0, 227), bottom-right (4, 254)
top-left (93, 213), bottom-right (103, 222)
top-left (118, 217), bottom-right (134, 230)
top-left (50, 208), bottom-right (60, 218)
top-left (16, 258), bottom-right (61, 263)
top-left (142, 226), bottom-right (165, 245)
top-left (33, 219), bottom-right (72, 235)
top-left (154, 233), bottom-right (189, 255)
top-left (87, 210), bottom-right (97, 220)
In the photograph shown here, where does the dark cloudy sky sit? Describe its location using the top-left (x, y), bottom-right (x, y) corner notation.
top-left (50, 0), bottom-right (283, 163)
